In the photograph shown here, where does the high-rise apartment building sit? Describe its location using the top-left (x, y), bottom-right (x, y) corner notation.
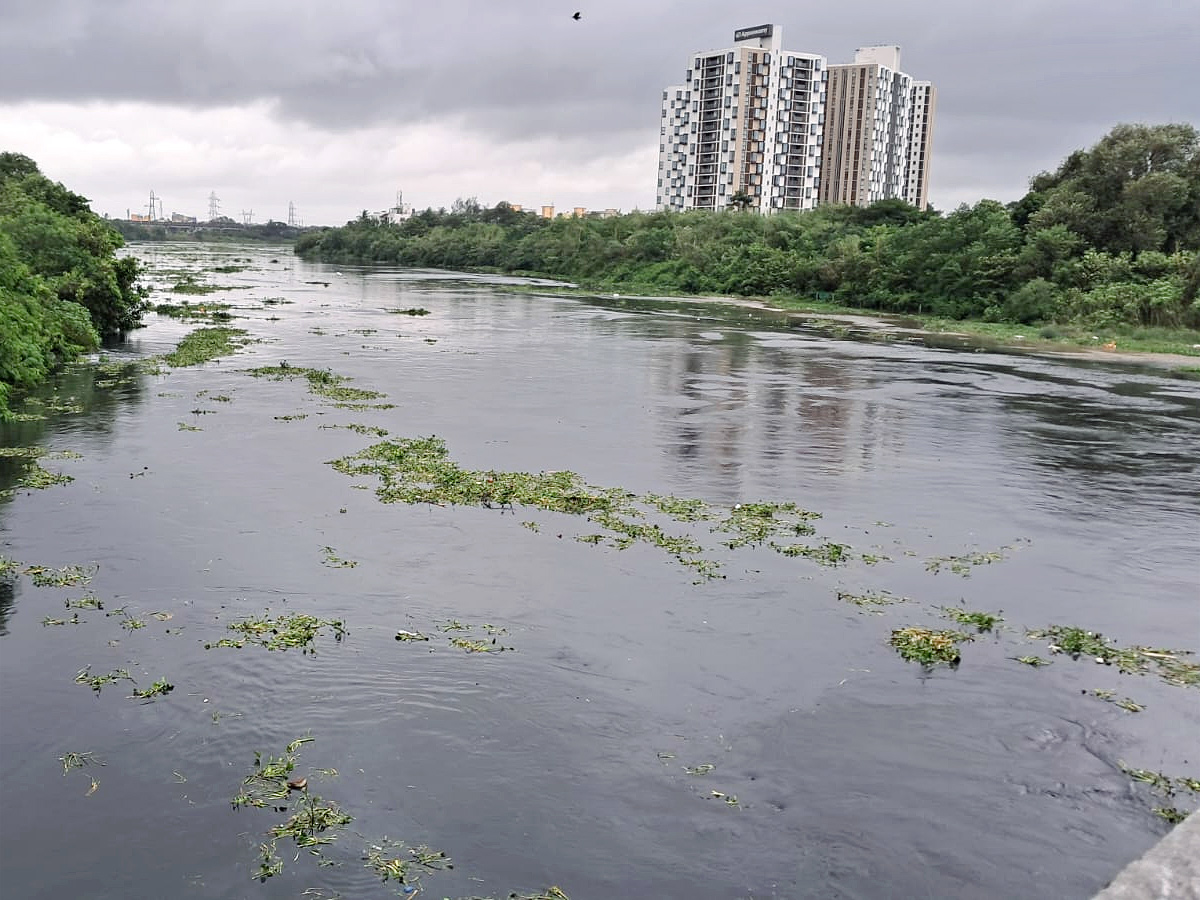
top-left (818, 46), bottom-right (914, 208)
top-left (656, 24), bottom-right (827, 213)
top-left (904, 81), bottom-right (937, 210)
top-left (657, 29), bottom-right (936, 214)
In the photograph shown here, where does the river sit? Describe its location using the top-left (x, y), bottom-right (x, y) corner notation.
top-left (1, 242), bottom-right (1197, 899)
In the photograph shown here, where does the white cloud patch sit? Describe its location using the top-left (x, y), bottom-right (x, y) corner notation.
top-left (1, 101), bottom-right (658, 224)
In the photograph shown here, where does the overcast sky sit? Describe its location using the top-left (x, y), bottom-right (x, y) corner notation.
top-left (1, 0), bottom-right (1195, 225)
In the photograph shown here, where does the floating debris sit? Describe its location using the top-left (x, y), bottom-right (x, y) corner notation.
top-left (363, 839), bottom-right (453, 892)
top-left (74, 667), bottom-right (135, 693)
top-left (60, 751), bottom-right (104, 775)
top-left (42, 614), bottom-right (81, 626)
top-left (320, 546), bottom-right (358, 569)
top-left (12, 459), bottom-right (74, 491)
top-left (1012, 655), bottom-right (1051, 667)
top-left (154, 300), bottom-right (234, 323)
top-left (773, 540), bottom-right (851, 566)
top-left (234, 738), bottom-right (354, 881)
top-left (246, 364), bottom-right (389, 407)
top-left (394, 630), bottom-right (429, 642)
top-left (837, 590), bottom-right (906, 613)
top-left (1118, 761), bottom-right (1199, 825)
top-left (925, 543), bottom-right (1022, 576)
top-left (130, 678), bottom-right (174, 700)
top-left (684, 764), bottom-right (714, 776)
top-left (318, 423), bottom-right (390, 437)
top-left (23, 564), bottom-right (97, 588)
top-left (889, 627), bottom-right (972, 666)
top-left (937, 605), bottom-right (1003, 632)
top-left (206, 611), bottom-right (346, 653)
top-left (1028, 625), bottom-right (1198, 687)
top-left (389, 307), bottom-right (431, 316)
top-left (164, 327), bottom-right (250, 367)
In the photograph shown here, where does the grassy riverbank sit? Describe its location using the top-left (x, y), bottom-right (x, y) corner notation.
top-left (296, 124), bottom-right (1200, 361)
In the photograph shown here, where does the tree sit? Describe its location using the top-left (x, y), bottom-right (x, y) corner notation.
top-left (727, 191), bottom-right (753, 212)
top-left (1017, 123), bottom-right (1199, 254)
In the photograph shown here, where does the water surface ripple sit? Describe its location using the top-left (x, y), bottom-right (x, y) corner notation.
top-left (1, 243), bottom-right (1197, 899)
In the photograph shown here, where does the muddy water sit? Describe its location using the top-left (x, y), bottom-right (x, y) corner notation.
top-left (1, 242), bottom-right (1197, 900)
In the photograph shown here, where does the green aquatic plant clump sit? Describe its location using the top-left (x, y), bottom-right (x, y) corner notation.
top-left (164, 327), bottom-right (249, 367)
top-left (74, 667), bottom-right (134, 693)
top-left (889, 627), bottom-right (973, 666)
top-left (1119, 761), bottom-right (1199, 825)
top-left (328, 436), bottom-right (725, 576)
top-left (925, 545), bottom-right (1020, 576)
top-left (1027, 625), bottom-right (1199, 687)
top-left (23, 563), bottom-right (96, 587)
top-left (130, 678), bottom-right (174, 700)
top-left (246, 363), bottom-right (389, 405)
top-left (233, 737), bottom-right (355, 880)
top-left (713, 501), bottom-right (821, 548)
top-left (328, 435), bottom-right (845, 579)
top-left (364, 839), bottom-right (453, 890)
top-left (938, 605), bottom-right (1003, 632)
top-left (154, 300), bottom-right (233, 322)
top-left (837, 590), bottom-right (907, 613)
top-left (233, 737), bottom-right (313, 809)
top-left (206, 611), bottom-right (347, 653)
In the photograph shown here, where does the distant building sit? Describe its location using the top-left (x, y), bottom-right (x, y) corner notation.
top-left (819, 46), bottom-right (915, 208)
top-left (657, 24), bottom-right (827, 214)
top-left (540, 205), bottom-right (556, 219)
top-left (657, 27), bottom-right (936, 213)
top-left (904, 81), bottom-right (937, 210)
top-left (171, 212), bottom-right (197, 224)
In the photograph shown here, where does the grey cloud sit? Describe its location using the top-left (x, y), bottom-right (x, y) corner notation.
top-left (2, 0), bottom-right (1197, 207)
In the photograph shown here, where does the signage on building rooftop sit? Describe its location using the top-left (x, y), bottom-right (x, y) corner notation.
top-left (734, 24), bottom-right (773, 41)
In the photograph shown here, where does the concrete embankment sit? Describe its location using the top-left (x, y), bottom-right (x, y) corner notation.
top-left (1094, 813), bottom-right (1199, 898)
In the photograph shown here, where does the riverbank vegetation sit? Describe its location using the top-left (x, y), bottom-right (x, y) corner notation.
top-left (0, 152), bottom-right (147, 417)
top-left (296, 124), bottom-right (1200, 353)
top-left (109, 219), bottom-right (315, 243)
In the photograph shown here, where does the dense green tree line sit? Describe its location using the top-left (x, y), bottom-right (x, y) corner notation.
top-left (0, 153), bottom-right (146, 416)
top-left (109, 219), bottom-right (314, 243)
top-left (297, 124), bottom-right (1199, 331)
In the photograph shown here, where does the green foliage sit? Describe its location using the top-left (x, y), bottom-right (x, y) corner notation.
top-left (296, 124), bottom-right (1199, 335)
top-left (163, 327), bottom-right (249, 367)
top-left (0, 152), bottom-right (147, 417)
top-left (889, 626), bottom-right (973, 666)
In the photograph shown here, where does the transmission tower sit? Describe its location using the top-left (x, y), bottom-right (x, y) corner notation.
top-left (208, 191), bottom-right (221, 222)
top-left (147, 190), bottom-right (158, 220)
top-left (241, 209), bottom-right (254, 225)
top-left (287, 201), bottom-right (298, 227)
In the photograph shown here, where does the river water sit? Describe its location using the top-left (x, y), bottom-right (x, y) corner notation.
top-left (1, 242), bottom-right (1197, 900)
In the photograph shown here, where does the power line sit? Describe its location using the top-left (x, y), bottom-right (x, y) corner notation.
top-left (208, 191), bottom-right (221, 221)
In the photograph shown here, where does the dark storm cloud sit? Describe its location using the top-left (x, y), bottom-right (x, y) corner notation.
top-left (2, 0), bottom-right (1197, 195)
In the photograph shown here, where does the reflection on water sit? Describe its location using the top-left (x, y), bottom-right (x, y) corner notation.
top-left (0, 577), bottom-right (15, 636)
top-left (0, 243), bottom-right (1197, 900)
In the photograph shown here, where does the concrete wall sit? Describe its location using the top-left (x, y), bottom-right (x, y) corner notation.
top-left (1093, 813), bottom-right (1199, 899)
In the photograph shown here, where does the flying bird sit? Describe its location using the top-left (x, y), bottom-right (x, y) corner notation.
top-left (572, 11), bottom-right (581, 20)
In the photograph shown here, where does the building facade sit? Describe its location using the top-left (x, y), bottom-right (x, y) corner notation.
top-left (657, 29), bottom-right (936, 214)
top-left (656, 25), bottom-right (827, 214)
top-left (904, 81), bottom-right (937, 210)
top-left (818, 46), bottom-right (914, 208)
